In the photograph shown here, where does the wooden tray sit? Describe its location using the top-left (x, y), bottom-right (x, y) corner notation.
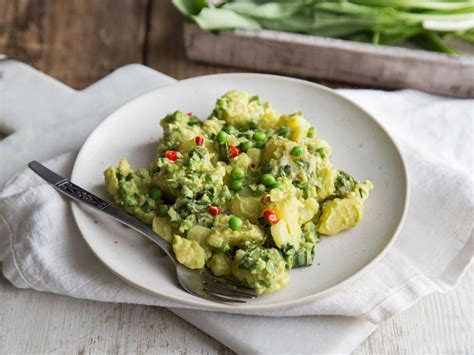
top-left (183, 24), bottom-right (474, 98)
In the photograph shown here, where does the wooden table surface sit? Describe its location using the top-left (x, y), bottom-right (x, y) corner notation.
top-left (1, 1), bottom-right (472, 354)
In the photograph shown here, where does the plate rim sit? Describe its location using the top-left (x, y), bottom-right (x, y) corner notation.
top-left (71, 72), bottom-right (410, 312)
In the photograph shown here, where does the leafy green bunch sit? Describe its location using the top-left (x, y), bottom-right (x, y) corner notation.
top-left (173, 0), bottom-right (474, 55)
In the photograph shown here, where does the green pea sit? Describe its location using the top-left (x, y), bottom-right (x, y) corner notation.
top-left (255, 141), bottom-right (266, 149)
top-left (230, 179), bottom-right (243, 192)
top-left (231, 167), bottom-right (245, 180)
top-left (291, 146), bottom-right (303, 157)
top-left (240, 140), bottom-right (253, 152)
top-left (216, 131), bottom-right (228, 143)
top-left (261, 174), bottom-right (276, 187)
top-left (148, 187), bottom-right (162, 200)
top-left (229, 216), bottom-right (243, 231)
top-left (253, 131), bottom-right (266, 142)
top-left (316, 147), bottom-right (326, 159)
top-left (307, 127), bottom-right (316, 138)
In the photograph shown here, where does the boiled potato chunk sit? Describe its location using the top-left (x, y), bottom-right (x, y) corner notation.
top-left (172, 235), bottom-right (205, 269)
top-left (279, 112), bottom-right (311, 143)
top-left (270, 195), bottom-right (302, 248)
top-left (316, 160), bottom-right (336, 202)
top-left (230, 195), bottom-right (262, 223)
top-left (103, 167), bottom-right (119, 200)
top-left (207, 215), bottom-right (264, 249)
top-left (317, 181), bottom-right (373, 235)
top-left (214, 90), bottom-right (276, 128)
top-left (207, 252), bottom-right (232, 277)
top-left (152, 216), bottom-right (175, 243)
top-left (187, 225), bottom-right (213, 261)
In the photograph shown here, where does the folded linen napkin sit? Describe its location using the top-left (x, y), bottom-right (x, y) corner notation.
top-left (0, 62), bottom-right (473, 353)
top-left (1, 65), bottom-right (472, 353)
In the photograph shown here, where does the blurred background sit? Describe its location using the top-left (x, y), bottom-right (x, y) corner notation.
top-left (0, 0), bottom-right (379, 90)
top-left (0, 1), bottom-right (248, 89)
top-left (2, 1), bottom-right (473, 95)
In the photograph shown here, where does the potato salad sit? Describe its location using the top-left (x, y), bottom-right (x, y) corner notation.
top-left (104, 90), bottom-right (373, 294)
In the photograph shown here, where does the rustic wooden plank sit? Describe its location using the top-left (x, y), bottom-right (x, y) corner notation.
top-left (145, 1), bottom-right (357, 89)
top-left (0, 275), bottom-right (233, 355)
top-left (0, 0), bottom-right (149, 89)
top-left (145, 0), bottom-right (238, 80)
top-left (183, 24), bottom-right (474, 98)
top-left (0, 266), bottom-right (471, 354)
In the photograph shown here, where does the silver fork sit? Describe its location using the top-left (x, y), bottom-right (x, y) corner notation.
top-left (28, 161), bottom-right (257, 303)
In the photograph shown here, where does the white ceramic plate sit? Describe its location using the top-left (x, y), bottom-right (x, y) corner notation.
top-left (71, 73), bottom-right (409, 312)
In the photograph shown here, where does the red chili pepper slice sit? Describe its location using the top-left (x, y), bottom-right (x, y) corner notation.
top-left (165, 150), bottom-right (178, 161)
top-left (263, 210), bottom-right (280, 225)
top-left (195, 135), bottom-right (205, 146)
top-left (229, 145), bottom-right (239, 158)
top-left (187, 112), bottom-right (193, 116)
top-left (262, 195), bottom-right (270, 204)
top-left (208, 205), bottom-right (221, 216)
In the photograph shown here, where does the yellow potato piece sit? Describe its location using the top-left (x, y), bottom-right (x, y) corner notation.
top-left (230, 194), bottom-right (262, 223)
top-left (103, 167), bottom-right (119, 200)
top-left (270, 195), bottom-right (302, 247)
top-left (299, 197), bottom-right (319, 224)
top-left (316, 161), bottom-right (336, 202)
top-left (317, 197), bottom-right (363, 235)
top-left (152, 216), bottom-right (174, 243)
top-left (187, 225), bottom-right (213, 261)
top-left (172, 235), bottom-right (205, 269)
top-left (207, 252), bottom-right (232, 277)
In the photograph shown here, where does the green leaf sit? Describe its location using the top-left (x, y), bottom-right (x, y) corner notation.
top-left (172, 0), bottom-right (474, 54)
top-left (192, 8), bottom-right (262, 30)
top-left (352, 0), bottom-right (474, 11)
top-left (413, 32), bottom-right (460, 55)
top-left (172, 0), bottom-right (209, 17)
top-left (223, 1), bottom-right (307, 19)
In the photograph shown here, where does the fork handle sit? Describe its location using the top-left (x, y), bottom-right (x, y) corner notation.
top-left (28, 161), bottom-right (175, 262)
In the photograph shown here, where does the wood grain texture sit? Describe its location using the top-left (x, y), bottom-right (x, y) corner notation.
top-left (0, 0), bottom-right (148, 89)
top-left (145, 0), bottom-right (239, 80)
top-left (183, 24), bottom-right (474, 98)
top-left (144, 1), bottom-right (356, 90)
top-left (0, 275), bottom-right (233, 355)
top-left (0, 266), bottom-right (471, 354)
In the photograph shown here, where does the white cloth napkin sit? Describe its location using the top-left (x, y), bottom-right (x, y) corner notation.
top-left (1, 83), bottom-right (472, 353)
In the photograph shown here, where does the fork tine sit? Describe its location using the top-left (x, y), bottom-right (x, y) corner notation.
top-left (202, 285), bottom-right (252, 302)
top-left (202, 278), bottom-right (258, 298)
top-left (203, 281), bottom-right (256, 299)
top-left (202, 268), bottom-right (243, 286)
top-left (185, 287), bottom-right (248, 303)
top-left (200, 288), bottom-right (248, 303)
top-left (201, 269), bottom-right (258, 296)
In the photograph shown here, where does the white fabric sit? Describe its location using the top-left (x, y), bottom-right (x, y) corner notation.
top-left (1, 88), bottom-right (472, 353)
